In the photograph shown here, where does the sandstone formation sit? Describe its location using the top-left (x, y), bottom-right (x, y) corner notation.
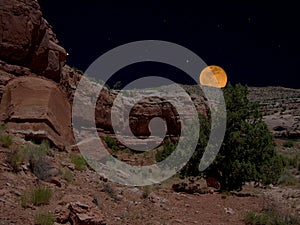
top-left (0, 76), bottom-right (74, 150)
top-left (0, 0), bottom-right (66, 81)
top-left (71, 76), bottom-right (209, 139)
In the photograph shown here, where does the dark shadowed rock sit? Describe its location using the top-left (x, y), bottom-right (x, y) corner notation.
top-left (0, 0), bottom-right (66, 81)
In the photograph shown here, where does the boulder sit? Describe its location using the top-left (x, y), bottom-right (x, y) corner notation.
top-left (0, 0), bottom-right (66, 81)
top-left (56, 195), bottom-right (106, 225)
top-left (0, 76), bottom-right (74, 150)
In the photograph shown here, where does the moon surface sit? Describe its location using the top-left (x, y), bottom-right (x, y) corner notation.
top-left (199, 65), bottom-right (227, 88)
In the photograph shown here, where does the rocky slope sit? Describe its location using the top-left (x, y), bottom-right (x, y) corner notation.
top-left (0, 1), bottom-right (300, 224)
top-left (249, 87), bottom-right (300, 139)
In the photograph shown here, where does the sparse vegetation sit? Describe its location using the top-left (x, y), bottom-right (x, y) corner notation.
top-left (245, 208), bottom-right (299, 225)
top-left (7, 140), bottom-right (52, 175)
top-left (278, 170), bottom-right (299, 186)
top-left (71, 153), bottom-right (87, 171)
top-left (100, 183), bottom-right (121, 201)
top-left (21, 187), bottom-right (52, 207)
top-left (0, 123), bottom-right (7, 131)
top-left (283, 140), bottom-right (294, 148)
top-left (113, 81), bottom-right (122, 90)
top-left (0, 134), bottom-right (13, 147)
top-left (72, 67), bottom-right (83, 74)
top-left (142, 185), bottom-right (152, 199)
top-left (155, 141), bottom-right (176, 163)
top-left (102, 136), bottom-right (119, 152)
top-left (281, 154), bottom-right (299, 169)
top-left (34, 212), bottom-right (55, 225)
top-left (7, 146), bottom-right (27, 172)
top-left (60, 167), bottom-right (74, 183)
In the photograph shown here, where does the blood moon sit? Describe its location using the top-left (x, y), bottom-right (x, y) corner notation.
top-left (199, 65), bottom-right (227, 88)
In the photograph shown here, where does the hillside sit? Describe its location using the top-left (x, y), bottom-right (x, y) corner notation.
top-left (0, 1), bottom-right (300, 225)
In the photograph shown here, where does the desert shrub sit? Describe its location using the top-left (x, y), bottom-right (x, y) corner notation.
top-left (27, 141), bottom-right (54, 180)
top-left (72, 67), bottom-right (83, 74)
top-left (0, 123), bottom-right (7, 131)
top-left (102, 136), bottom-right (119, 152)
top-left (155, 141), bottom-right (176, 163)
top-left (101, 183), bottom-right (121, 201)
top-left (180, 84), bottom-right (283, 190)
top-left (278, 170), bottom-right (299, 186)
top-left (34, 212), bottom-right (55, 225)
top-left (245, 208), bottom-right (299, 225)
top-left (282, 155), bottom-right (299, 169)
top-left (180, 113), bottom-right (210, 177)
top-left (283, 141), bottom-right (294, 148)
top-left (142, 185), bottom-right (152, 199)
top-left (7, 141), bottom-right (52, 174)
top-left (7, 147), bottom-right (25, 172)
top-left (0, 134), bottom-right (13, 147)
top-left (21, 187), bottom-right (52, 207)
top-left (112, 81), bottom-right (122, 90)
top-left (71, 153), bottom-right (87, 171)
top-left (60, 168), bottom-right (74, 183)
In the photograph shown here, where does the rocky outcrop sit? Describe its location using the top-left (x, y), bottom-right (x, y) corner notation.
top-left (0, 0), bottom-right (206, 148)
top-left (60, 65), bottom-right (82, 103)
top-left (55, 195), bottom-right (106, 225)
top-left (70, 76), bottom-right (209, 138)
top-left (0, 0), bottom-right (66, 81)
top-left (0, 76), bottom-right (74, 150)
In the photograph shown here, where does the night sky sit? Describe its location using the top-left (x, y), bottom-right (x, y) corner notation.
top-left (39, 1), bottom-right (300, 88)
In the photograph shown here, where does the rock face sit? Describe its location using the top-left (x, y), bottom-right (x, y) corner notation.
top-left (0, 0), bottom-right (66, 81)
top-left (71, 77), bottom-right (209, 138)
top-left (0, 76), bottom-right (74, 150)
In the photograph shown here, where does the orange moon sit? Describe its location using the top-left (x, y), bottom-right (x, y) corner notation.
top-left (199, 65), bottom-right (227, 88)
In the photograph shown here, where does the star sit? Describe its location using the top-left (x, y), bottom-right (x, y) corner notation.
top-left (186, 59), bottom-right (190, 63)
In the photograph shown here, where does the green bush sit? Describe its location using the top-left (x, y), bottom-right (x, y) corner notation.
top-left (283, 141), bottom-right (294, 148)
top-left (155, 141), bottom-right (176, 163)
top-left (34, 212), bottom-right (55, 225)
top-left (0, 123), bottom-right (7, 131)
top-left (102, 136), bottom-right (119, 152)
top-left (245, 208), bottom-right (299, 225)
top-left (21, 187), bottom-right (52, 207)
top-left (0, 134), bottom-right (13, 147)
top-left (180, 84), bottom-right (284, 190)
top-left (71, 154), bottom-right (87, 171)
